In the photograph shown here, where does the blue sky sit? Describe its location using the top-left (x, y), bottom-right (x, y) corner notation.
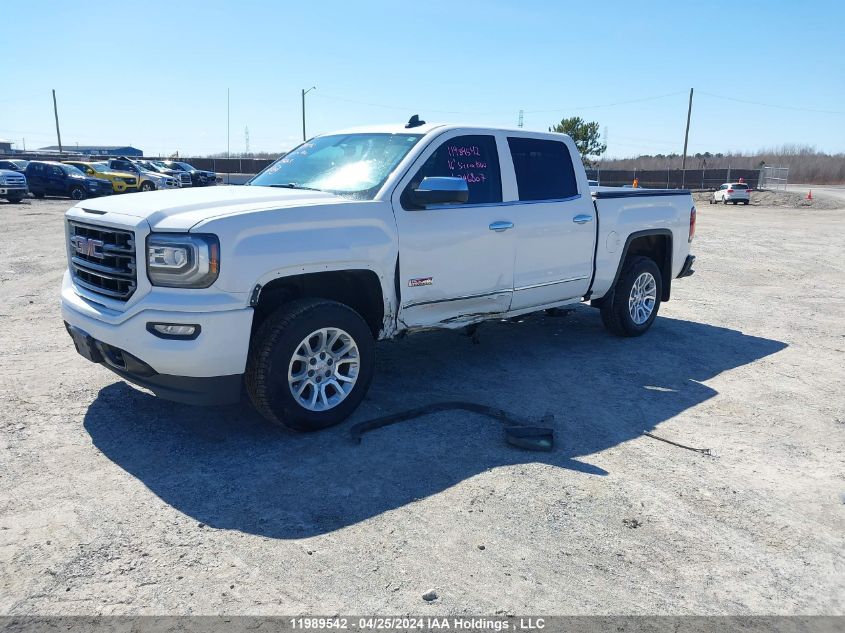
top-left (2, 0), bottom-right (843, 157)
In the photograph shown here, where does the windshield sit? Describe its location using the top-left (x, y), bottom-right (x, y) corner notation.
top-left (175, 162), bottom-right (194, 171)
top-left (63, 165), bottom-right (85, 177)
top-left (250, 133), bottom-right (423, 199)
top-left (92, 162), bottom-right (110, 171)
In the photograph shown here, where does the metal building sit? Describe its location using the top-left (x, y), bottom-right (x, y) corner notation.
top-left (37, 145), bottom-right (143, 157)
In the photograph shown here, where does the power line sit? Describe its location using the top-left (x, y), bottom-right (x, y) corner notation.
top-left (697, 91), bottom-right (844, 115)
top-left (311, 90), bottom-right (688, 117)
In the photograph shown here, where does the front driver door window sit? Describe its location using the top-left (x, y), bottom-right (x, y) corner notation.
top-left (391, 133), bottom-right (516, 328)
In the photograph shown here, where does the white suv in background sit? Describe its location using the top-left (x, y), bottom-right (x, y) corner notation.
top-left (711, 182), bottom-right (750, 205)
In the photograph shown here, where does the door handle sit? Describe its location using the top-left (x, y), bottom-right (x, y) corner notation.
top-left (489, 221), bottom-right (514, 232)
top-left (573, 214), bottom-right (593, 224)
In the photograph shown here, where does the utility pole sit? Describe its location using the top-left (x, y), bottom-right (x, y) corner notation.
top-left (244, 125), bottom-right (250, 155)
top-left (52, 89), bottom-right (63, 155)
top-left (227, 88), bottom-right (230, 159)
top-left (681, 88), bottom-right (693, 188)
top-left (518, 110), bottom-right (524, 128)
top-left (302, 86), bottom-right (316, 141)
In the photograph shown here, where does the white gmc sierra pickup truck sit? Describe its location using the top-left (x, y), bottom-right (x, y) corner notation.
top-left (62, 119), bottom-right (696, 430)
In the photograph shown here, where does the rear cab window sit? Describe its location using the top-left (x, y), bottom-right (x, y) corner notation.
top-left (507, 137), bottom-right (578, 201)
top-left (403, 134), bottom-right (502, 207)
top-left (732, 183), bottom-right (748, 189)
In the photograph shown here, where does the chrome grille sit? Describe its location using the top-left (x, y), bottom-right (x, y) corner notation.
top-left (179, 173), bottom-right (191, 185)
top-left (68, 221), bottom-right (137, 300)
top-left (5, 175), bottom-right (26, 187)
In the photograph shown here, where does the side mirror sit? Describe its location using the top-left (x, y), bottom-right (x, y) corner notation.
top-left (409, 176), bottom-right (469, 208)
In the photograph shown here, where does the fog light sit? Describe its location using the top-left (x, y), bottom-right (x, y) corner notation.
top-left (146, 322), bottom-right (201, 340)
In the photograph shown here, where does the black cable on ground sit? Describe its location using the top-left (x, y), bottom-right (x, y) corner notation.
top-left (642, 431), bottom-right (712, 456)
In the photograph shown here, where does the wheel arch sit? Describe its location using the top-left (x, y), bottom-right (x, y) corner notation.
top-left (609, 229), bottom-right (673, 302)
top-left (251, 268), bottom-right (387, 339)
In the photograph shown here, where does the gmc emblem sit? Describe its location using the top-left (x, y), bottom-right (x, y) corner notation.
top-left (71, 236), bottom-right (105, 259)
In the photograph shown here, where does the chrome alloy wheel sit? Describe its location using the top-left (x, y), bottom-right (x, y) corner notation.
top-left (628, 272), bottom-right (657, 325)
top-left (287, 327), bottom-right (360, 412)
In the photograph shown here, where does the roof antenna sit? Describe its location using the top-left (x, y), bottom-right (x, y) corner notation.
top-left (405, 114), bottom-right (425, 129)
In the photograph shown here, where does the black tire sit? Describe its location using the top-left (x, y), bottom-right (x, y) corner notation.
top-left (600, 256), bottom-right (662, 337)
top-left (245, 298), bottom-right (375, 431)
top-left (722, 197), bottom-right (728, 205)
top-left (6, 196), bottom-right (24, 203)
top-left (743, 200), bottom-right (749, 205)
top-left (32, 191), bottom-right (45, 199)
top-left (140, 181), bottom-right (155, 192)
top-left (70, 186), bottom-right (86, 200)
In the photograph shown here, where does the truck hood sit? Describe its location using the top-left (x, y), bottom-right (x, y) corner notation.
top-left (74, 184), bottom-right (347, 231)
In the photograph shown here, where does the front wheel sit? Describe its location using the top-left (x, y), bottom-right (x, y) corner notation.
top-left (140, 181), bottom-right (155, 192)
top-left (6, 196), bottom-right (24, 203)
top-left (245, 298), bottom-right (375, 431)
top-left (600, 256), bottom-right (662, 337)
top-left (70, 186), bottom-right (86, 200)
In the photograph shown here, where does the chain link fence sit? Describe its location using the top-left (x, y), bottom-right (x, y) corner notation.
top-left (758, 166), bottom-right (789, 191)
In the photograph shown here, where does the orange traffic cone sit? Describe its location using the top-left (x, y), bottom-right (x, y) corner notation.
top-left (807, 190), bottom-right (813, 200)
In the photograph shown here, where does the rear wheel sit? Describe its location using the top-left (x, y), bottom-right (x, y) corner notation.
top-left (722, 197), bottom-right (728, 205)
top-left (140, 181), bottom-right (155, 192)
top-left (70, 186), bottom-right (85, 200)
top-left (32, 191), bottom-right (45, 199)
top-left (600, 256), bottom-right (662, 337)
top-left (245, 298), bottom-right (375, 431)
top-left (743, 200), bottom-right (749, 205)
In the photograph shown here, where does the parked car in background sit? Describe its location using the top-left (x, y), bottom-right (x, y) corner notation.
top-left (156, 160), bottom-right (218, 187)
top-left (107, 158), bottom-right (180, 191)
top-left (25, 161), bottom-right (112, 200)
top-left (135, 160), bottom-right (192, 187)
top-left (0, 169), bottom-right (28, 202)
top-left (0, 159), bottom-right (28, 173)
top-left (711, 182), bottom-right (750, 205)
top-left (64, 161), bottom-right (139, 194)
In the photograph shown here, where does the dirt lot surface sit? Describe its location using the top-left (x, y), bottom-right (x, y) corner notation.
top-left (1, 196), bottom-right (843, 615)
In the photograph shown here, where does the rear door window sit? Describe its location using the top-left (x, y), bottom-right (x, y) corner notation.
top-left (507, 137), bottom-right (578, 201)
top-left (404, 134), bottom-right (502, 206)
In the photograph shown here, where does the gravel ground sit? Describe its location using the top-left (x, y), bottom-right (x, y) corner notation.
top-left (0, 195), bottom-right (843, 615)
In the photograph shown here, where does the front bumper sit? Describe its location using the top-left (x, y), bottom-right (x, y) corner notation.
top-left (0, 186), bottom-right (28, 196)
top-left (62, 272), bottom-right (254, 405)
top-left (0, 187), bottom-right (29, 198)
top-left (65, 323), bottom-right (242, 405)
top-left (112, 182), bottom-right (139, 194)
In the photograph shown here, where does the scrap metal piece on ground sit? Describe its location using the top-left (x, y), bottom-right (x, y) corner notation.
top-left (350, 401), bottom-right (555, 452)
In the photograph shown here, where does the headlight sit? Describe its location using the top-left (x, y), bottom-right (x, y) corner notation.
top-left (0, 176), bottom-right (6, 185)
top-left (114, 177), bottom-right (124, 183)
top-left (147, 233), bottom-right (219, 288)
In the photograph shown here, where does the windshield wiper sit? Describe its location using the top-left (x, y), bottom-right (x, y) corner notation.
top-left (267, 183), bottom-right (322, 192)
